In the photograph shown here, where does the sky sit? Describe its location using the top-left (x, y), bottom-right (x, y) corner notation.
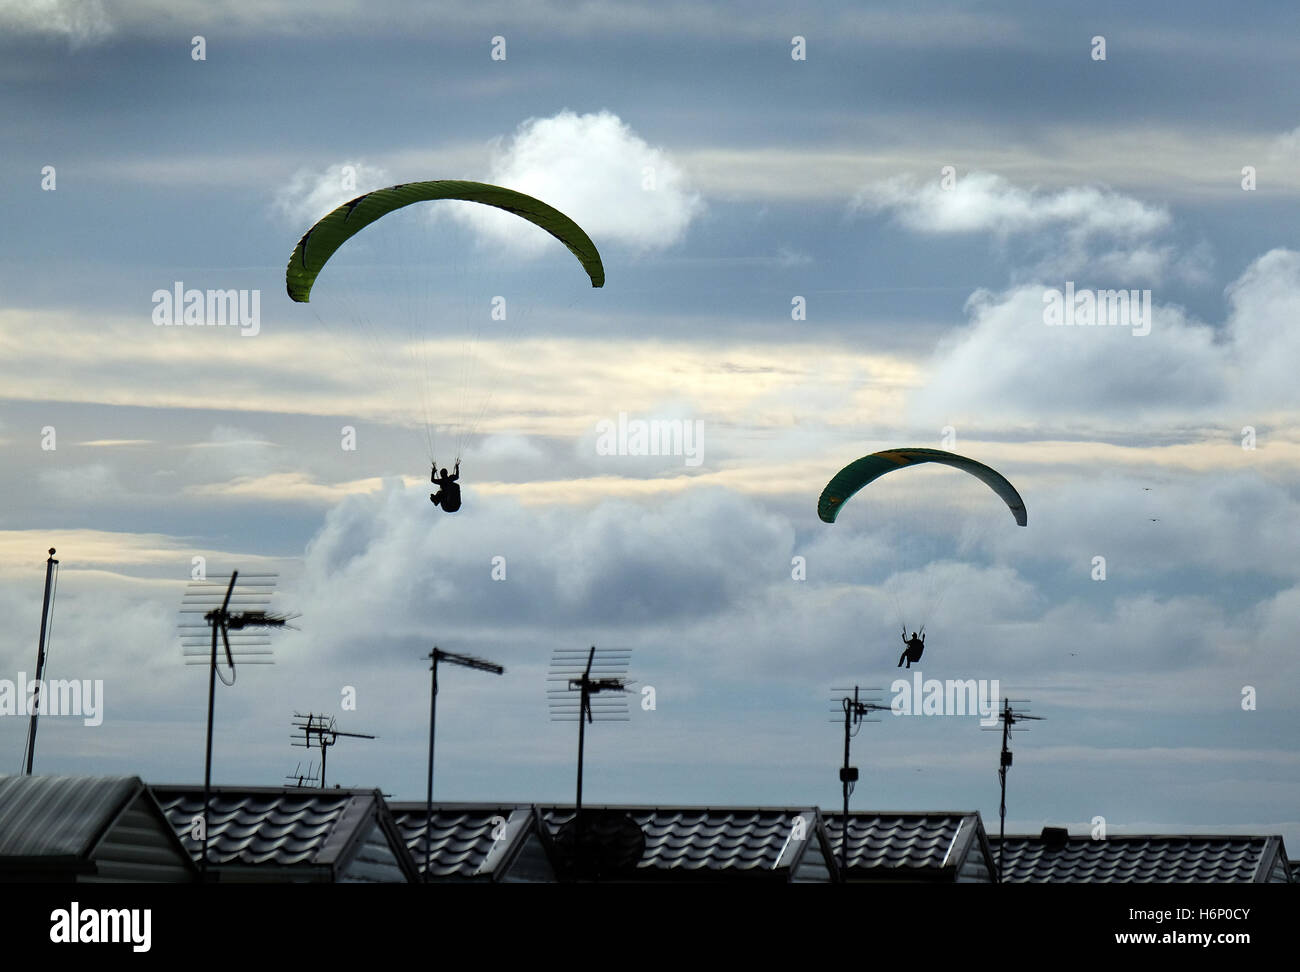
top-left (1, 0), bottom-right (1298, 849)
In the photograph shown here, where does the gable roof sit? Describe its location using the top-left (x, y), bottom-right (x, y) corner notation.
top-left (152, 784), bottom-right (418, 882)
top-left (0, 775), bottom-right (196, 881)
top-left (993, 829), bottom-right (1293, 883)
top-left (822, 811), bottom-right (996, 881)
top-left (533, 805), bottom-right (833, 881)
top-left (0, 775), bottom-right (139, 858)
top-left (7, 776), bottom-right (1290, 885)
top-left (388, 802), bottom-right (530, 880)
top-left (385, 804), bottom-right (998, 882)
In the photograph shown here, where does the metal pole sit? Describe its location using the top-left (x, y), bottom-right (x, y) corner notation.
top-left (576, 683), bottom-right (587, 813)
top-left (576, 645), bottom-right (594, 814)
top-left (24, 548), bottom-right (57, 775)
top-left (426, 649), bottom-right (439, 881)
top-left (841, 695), bottom-right (852, 878)
top-left (998, 702), bottom-right (1010, 883)
top-left (200, 571), bottom-right (236, 881)
top-left (201, 616), bottom-right (218, 880)
top-left (573, 644), bottom-right (596, 873)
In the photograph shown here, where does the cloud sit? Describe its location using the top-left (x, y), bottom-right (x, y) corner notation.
top-left (854, 170), bottom-right (1170, 239)
top-left (1225, 248), bottom-right (1300, 411)
top-left (0, 529), bottom-right (201, 576)
top-left (906, 247), bottom-right (1300, 432)
top-left (454, 110), bottom-right (702, 253)
top-left (272, 161), bottom-right (390, 229)
top-left (295, 482), bottom-right (791, 650)
top-left (75, 439), bottom-right (156, 448)
top-left (0, 2), bottom-right (1028, 52)
top-left (38, 462), bottom-right (124, 502)
top-left (852, 170), bottom-right (1198, 284)
top-left (183, 471), bottom-right (356, 505)
top-left (907, 284), bottom-right (1221, 429)
top-left (0, 0), bottom-right (112, 47)
top-left (182, 425), bottom-right (281, 481)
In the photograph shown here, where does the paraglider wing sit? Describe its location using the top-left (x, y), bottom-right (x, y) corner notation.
top-left (285, 180), bottom-right (605, 302)
top-left (818, 448), bottom-right (1027, 526)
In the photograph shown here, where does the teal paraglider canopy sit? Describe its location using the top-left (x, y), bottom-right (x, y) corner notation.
top-left (818, 447), bottom-right (1027, 526)
top-left (285, 180), bottom-right (605, 302)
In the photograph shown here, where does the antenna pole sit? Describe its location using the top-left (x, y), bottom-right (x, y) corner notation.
top-left (420, 646), bottom-right (503, 881)
top-left (576, 645), bottom-right (594, 816)
top-left (24, 548), bottom-right (58, 775)
top-left (547, 644), bottom-right (631, 878)
top-left (985, 697), bottom-right (1042, 884)
top-left (181, 569), bottom-right (289, 881)
top-left (574, 644), bottom-right (596, 867)
top-left (202, 611), bottom-right (217, 880)
top-left (998, 699), bottom-right (1010, 883)
top-left (830, 684), bottom-right (886, 882)
top-left (841, 690), bottom-right (853, 875)
top-left (426, 648), bottom-right (439, 880)
top-left (201, 571), bottom-right (237, 880)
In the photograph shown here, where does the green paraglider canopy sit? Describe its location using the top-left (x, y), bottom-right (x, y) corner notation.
top-left (285, 180), bottom-right (605, 302)
top-left (818, 447), bottom-right (1027, 526)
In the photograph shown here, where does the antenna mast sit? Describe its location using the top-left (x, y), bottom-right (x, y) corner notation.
top-left (982, 697), bottom-right (1044, 882)
top-left (424, 646), bottom-right (504, 880)
top-left (23, 548), bottom-right (59, 775)
top-left (828, 684), bottom-right (888, 880)
top-left (548, 646), bottom-right (632, 811)
top-left (291, 712), bottom-right (374, 788)
top-left (283, 761), bottom-right (321, 788)
top-left (179, 569), bottom-right (291, 880)
top-left (548, 645), bottom-right (632, 875)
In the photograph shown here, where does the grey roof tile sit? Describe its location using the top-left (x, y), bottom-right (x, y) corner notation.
top-left (537, 806), bottom-right (822, 878)
top-left (822, 812), bottom-right (981, 877)
top-left (992, 832), bottom-right (1285, 883)
top-left (152, 785), bottom-right (392, 872)
top-left (0, 775), bottom-right (140, 857)
top-left (389, 803), bottom-right (526, 878)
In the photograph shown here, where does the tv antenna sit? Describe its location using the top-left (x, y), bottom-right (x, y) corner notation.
top-left (547, 646), bottom-right (633, 874)
top-left (981, 698), bottom-right (1044, 883)
top-left (283, 761), bottom-right (320, 788)
top-left (423, 646), bottom-right (504, 880)
top-left (291, 712), bottom-right (374, 788)
top-left (22, 548), bottom-right (60, 775)
top-left (828, 684), bottom-right (889, 880)
top-left (179, 569), bottom-right (293, 880)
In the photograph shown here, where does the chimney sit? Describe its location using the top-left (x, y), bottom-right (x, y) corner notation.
top-left (1040, 826), bottom-right (1069, 846)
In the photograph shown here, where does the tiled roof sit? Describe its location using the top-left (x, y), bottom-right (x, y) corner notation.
top-left (0, 775), bottom-right (141, 857)
top-left (152, 784), bottom-right (415, 880)
top-left (9, 774), bottom-right (1288, 884)
top-left (389, 803), bottom-right (527, 878)
top-left (993, 830), bottom-right (1289, 883)
top-left (536, 806), bottom-right (826, 879)
top-left (822, 811), bottom-right (989, 879)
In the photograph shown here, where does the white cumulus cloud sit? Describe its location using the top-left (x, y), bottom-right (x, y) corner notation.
top-left (852, 170), bottom-right (1193, 283)
top-left (854, 170), bottom-right (1169, 239)
top-left (454, 110), bottom-right (702, 253)
top-left (907, 247), bottom-right (1300, 431)
top-left (272, 161), bottom-right (390, 229)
